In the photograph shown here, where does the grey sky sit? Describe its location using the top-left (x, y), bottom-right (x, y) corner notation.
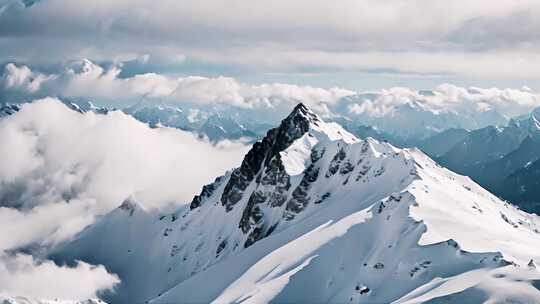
top-left (1, 0), bottom-right (540, 90)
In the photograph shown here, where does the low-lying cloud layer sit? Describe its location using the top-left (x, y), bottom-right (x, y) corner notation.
top-left (0, 98), bottom-right (249, 299)
top-left (1, 60), bottom-right (353, 112)
top-left (2, 60), bottom-right (540, 120)
top-left (0, 97), bottom-right (249, 211)
top-left (344, 84), bottom-right (540, 118)
top-left (0, 254), bottom-right (120, 300)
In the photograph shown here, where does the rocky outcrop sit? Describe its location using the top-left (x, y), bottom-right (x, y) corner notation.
top-left (220, 103), bottom-right (317, 212)
top-left (186, 103), bottom-right (329, 248)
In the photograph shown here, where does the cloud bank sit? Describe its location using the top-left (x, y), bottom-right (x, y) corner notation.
top-left (343, 84), bottom-right (540, 118)
top-left (0, 254), bottom-right (120, 300)
top-left (2, 60), bottom-right (540, 119)
top-left (0, 98), bottom-right (249, 299)
top-left (0, 97), bottom-right (249, 212)
top-left (1, 60), bottom-right (353, 112)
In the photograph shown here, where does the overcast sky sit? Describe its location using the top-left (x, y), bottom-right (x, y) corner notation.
top-left (1, 0), bottom-right (540, 90)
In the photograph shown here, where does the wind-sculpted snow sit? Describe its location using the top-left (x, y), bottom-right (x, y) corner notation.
top-left (53, 103), bottom-right (540, 303)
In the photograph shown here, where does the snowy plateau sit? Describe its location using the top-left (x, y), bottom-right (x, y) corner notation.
top-left (39, 103), bottom-right (540, 304)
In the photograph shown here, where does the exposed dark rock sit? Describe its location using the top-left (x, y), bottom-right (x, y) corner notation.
top-left (190, 176), bottom-right (224, 209)
top-left (500, 212), bottom-right (519, 228)
top-left (374, 166), bottom-right (386, 177)
top-left (118, 198), bottom-right (138, 216)
top-left (240, 192), bottom-right (266, 233)
top-left (216, 239), bottom-right (228, 257)
top-left (373, 262), bottom-right (384, 269)
top-left (211, 103), bottom-right (324, 248)
top-left (377, 202), bottom-right (386, 214)
top-left (283, 164), bottom-right (321, 220)
top-left (244, 227), bottom-right (264, 248)
top-left (314, 192), bottom-right (331, 204)
top-left (340, 160), bottom-right (355, 175)
top-left (0, 103), bottom-right (21, 117)
top-left (221, 103), bottom-right (316, 212)
top-left (356, 164), bottom-right (371, 181)
top-left (326, 148), bottom-right (346, 177)
top-left (311, 147), bottom-right (325, 163)
top-left (239, 157), bottom-right (292, 247)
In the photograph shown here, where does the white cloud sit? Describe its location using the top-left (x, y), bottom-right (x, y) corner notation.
top-left (1, 63), bottom-right (55, 93)
top-left (0, 97), bottom-right (249, 213)
top-left (344, 84), bottom-right (540, 118)
top-left (0, 253), bottom-right (119, 300)
top-left (0, 61), bottom-right (355, 110)
top-left (3, 61), bottom-right (540, 119)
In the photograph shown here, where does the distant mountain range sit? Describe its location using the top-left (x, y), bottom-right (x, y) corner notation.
top-left (501, 158), bottom-right (540, 213)
top-left (123, 103), bottom-right (273, 142)
top-left (427, 109), bottom-right (540, 213)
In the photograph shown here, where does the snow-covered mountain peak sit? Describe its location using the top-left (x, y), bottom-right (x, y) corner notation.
top-left (278, 103), bottom-right (359, 175)
top-left (117, 197), bottom-right (143, 216)
top-left (53, 103), bottom-right (540, 303)
top-left (67, 58), bottom-right (101, 74)
top-left (281, 103), bottom-right (358, 144)
top-left (178, 104), bottom-right (421, 257)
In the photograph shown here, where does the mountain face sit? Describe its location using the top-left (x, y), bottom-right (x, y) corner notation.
top-left (416, 128), bottom-right (470, 158)
top-left (432, 111), bottom-right (540, 213)
top-left (476, 134), bottom-right (540, 191)
top-left (437, 124), bottom-right (527, 176)
top-left (500, 159), bottom-right (540, 213)
top-left (439, 113), bottom-right (540, 175)
top-left (52, 104), bottom-right (540, 303)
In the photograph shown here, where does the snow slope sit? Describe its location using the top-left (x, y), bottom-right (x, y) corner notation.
top-left (54, 103), bottom-right (540, 303)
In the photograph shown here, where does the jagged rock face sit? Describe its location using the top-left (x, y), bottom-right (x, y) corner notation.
top-left (118, 197), bottom-right (139, 216)
top-left (240, 155), bottom-right (292, 247)
top-left (220, 103), bottom-right (315, 212)
top-left (187, 103), bottom-right (408, 250)
top-left (190, 103), bottom-right (327, 248)
top-left (284, 148), bottom-right (324, 220)
top-left (189, 176), bottom-right (224, 209)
